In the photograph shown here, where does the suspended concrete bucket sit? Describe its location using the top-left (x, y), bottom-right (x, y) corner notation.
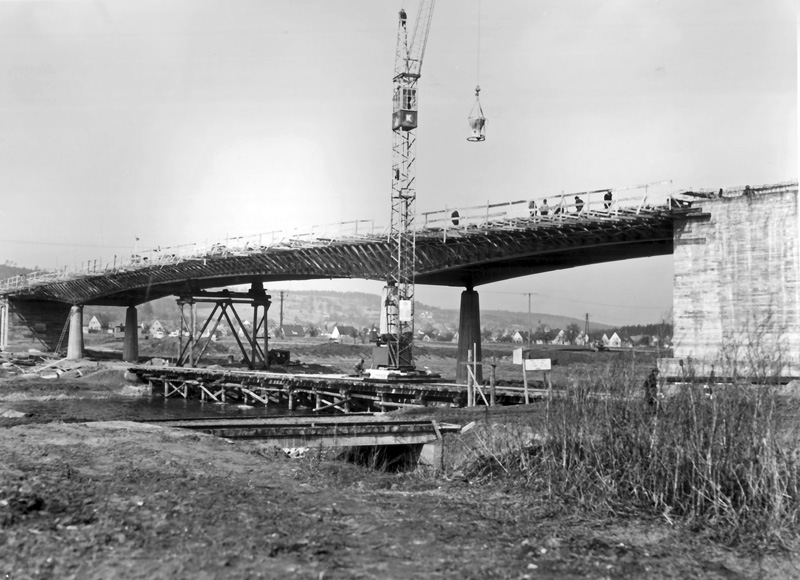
top-left (467, 86), bottom-right (486, 142)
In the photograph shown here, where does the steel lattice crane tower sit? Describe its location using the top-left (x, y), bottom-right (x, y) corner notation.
top-left (384, 1), bottom-right (436, 370)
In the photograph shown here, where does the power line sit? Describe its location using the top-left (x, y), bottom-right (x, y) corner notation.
top-left (480, 289), bottom-right (667, 311)
top-left (0, 238), bottom-right (132, 249)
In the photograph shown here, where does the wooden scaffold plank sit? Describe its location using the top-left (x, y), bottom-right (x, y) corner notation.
top-left (240, 388), bottom-right (269, 406)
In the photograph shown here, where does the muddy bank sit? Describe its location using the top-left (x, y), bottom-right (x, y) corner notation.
top-left (1, 364), bottom-right (799, 579)
top-left (3, 420), bottom-right (797, 580)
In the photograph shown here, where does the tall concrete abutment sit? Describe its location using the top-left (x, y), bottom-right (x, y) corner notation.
top-left (672, 184), bottom-right (800, 378)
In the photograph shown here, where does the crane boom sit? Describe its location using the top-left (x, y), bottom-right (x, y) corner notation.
top-left (385, 1), bottom-right (436, 370)
top-left (407, 0), bottom-right (436, 76)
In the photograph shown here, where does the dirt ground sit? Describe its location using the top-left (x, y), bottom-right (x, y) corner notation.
top-left (1, 358), bottom-right (799, 579)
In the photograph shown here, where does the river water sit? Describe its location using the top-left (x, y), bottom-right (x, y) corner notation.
top-left (2, 389), bottom-right (294, 424)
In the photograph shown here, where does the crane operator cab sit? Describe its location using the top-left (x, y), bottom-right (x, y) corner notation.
top-left (392, 85), bottom-right (418, 131)
top-left (467, 85), bottom-right (486, 142)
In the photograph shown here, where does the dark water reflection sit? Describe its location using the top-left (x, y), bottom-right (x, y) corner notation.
top-left (4, 392), bottom-right (292, 424)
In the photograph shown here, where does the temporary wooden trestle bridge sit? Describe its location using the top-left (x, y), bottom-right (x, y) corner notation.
top-left (146, 415), bottom-right (462, 448)
top-left (130, 365), bottom-right (547, 413)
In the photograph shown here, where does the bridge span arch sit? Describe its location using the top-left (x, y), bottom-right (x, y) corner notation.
top-left (0, 203), bottom-right (682, 365)
top-left (2, 207), bottom-right (678, 307)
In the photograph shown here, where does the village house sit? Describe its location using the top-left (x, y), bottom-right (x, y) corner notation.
top-left (237, 320), bottom-right (253, 338)
top-left (84, 314), bottom-right (111, 334)
top-left (148, 320), bottom-right (167, 339)
top-left (281, 324), bottom-right (306, 339)
top-left (330, 324), bottom-right (359, 343)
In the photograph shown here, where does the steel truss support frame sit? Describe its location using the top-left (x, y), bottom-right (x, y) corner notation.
top-left (177, 283), bottom-right (271, 369)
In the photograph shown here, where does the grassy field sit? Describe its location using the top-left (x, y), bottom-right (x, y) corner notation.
top-left (89, 332), bottom-right (662, 386)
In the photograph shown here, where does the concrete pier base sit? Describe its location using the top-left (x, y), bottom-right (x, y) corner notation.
top-left (418, 439), bottom-right (443, 472)
top-left (66, 305), bottom-right (84, 360)
top-left (456, 289), bottom-right (482, 384)
top-left (123, 306), bottom-right (138, 363)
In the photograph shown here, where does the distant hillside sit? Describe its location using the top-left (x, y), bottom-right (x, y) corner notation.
top-left (0, 262), bottom-right (34, 280)
top-left (264, 290), bottom-right (612, 333)
top-left (477, 309), bottom-right (613, 334)
top-left (86, 289), bottom-right (613, 335)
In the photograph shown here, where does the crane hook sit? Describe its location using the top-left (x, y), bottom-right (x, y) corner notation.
top-left (467, 85), bottom-right (486, 142)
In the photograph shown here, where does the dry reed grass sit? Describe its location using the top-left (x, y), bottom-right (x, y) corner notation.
top-left (460, 361), bottom-right (800, 546)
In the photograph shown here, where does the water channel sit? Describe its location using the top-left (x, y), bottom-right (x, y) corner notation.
top-left (2, 389), bottom-right (295, 424)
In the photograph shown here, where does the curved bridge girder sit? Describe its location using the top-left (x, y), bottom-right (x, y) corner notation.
top-left (5, 210), bottom-right (679, 306)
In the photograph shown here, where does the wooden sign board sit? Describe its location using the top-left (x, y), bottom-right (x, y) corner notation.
top-left (512, 348), bottom-right (523, 365)
top-left (524, 358), bottom-right (551, 371)
top-left (399, 300), bottom-right (413, 322)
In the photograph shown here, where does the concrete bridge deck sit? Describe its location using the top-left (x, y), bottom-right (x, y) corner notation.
top-left (1, 187), bottom-right (688, 306)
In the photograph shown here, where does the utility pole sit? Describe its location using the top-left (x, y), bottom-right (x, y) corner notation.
top-left (527, 293), bottom-right (532, 346)
top-left (279, 291), bottom-right (285, 339)
top-left (585, 313), bottom-right (589, 336)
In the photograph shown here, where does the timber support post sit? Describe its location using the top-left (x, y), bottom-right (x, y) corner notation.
top-left (456, 287), bottom-right (482, 384)
top-left (0, 297), bottom-right (7, 352)
top-left (66, 304), bottom-right (84, 360)
top-left (123, 305), bottom-right (139, 363)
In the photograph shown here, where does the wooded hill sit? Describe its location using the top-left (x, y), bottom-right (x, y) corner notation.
top-left (0, 263), bottom-right (33, 280)
top-left (85, 289), bottom-right (613, 336)
top-left (1, 265), bottom-right (665, 340)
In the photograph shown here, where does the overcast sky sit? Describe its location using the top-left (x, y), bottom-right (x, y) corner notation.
top-left (0, 0), bottom-right (796, 325)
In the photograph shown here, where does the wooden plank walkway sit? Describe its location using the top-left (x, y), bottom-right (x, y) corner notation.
top-left (130, 365), bottom-right (549, 413)
top-left (145, 415), bottom-right (462, 448)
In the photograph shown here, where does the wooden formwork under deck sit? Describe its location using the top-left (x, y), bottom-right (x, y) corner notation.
top-left (130, 365), bottom-right (547, 413)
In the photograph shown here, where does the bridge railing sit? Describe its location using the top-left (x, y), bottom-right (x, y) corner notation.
top-left (420, 180), bottom-right (675, 232)
top-left (677, 180), bottom-right (798, 200)
top-left (0, 269), bottom-right (73, 292)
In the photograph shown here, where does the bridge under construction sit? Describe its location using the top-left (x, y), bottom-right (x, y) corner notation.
top-left (1, 180), bottom-right (798, 381)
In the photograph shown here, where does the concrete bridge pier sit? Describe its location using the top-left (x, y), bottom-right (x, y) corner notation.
top-left (123, 306), bottom-right (139, 363)
top-left (66, 305), bottom-right (84, 360)
top-left (456, 288), bottom-right (482, 384)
